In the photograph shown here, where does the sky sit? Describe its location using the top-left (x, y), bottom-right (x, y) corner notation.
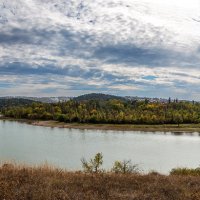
top-left (0, 0), bottom-right (200, 99)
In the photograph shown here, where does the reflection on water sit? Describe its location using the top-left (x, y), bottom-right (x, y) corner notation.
top-left (0, 120), bottom-right (200, 174)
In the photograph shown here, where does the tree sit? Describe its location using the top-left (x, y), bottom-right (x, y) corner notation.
top-left (3, 97), bottom-right (200, 125)
top-left (145, 98), bottom-right (149, 104)
top-left (112, 160), bottom-right (139, 174)
top-left (81, 153), bottom-right (103, 173)
top-left (173, 113), bottom-right (183, 127)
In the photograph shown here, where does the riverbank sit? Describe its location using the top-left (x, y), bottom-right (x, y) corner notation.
top-left (0, 164), bottom-right (199, 200)
top-left (1, 117), bottom-right (200, 132)
top-left (34, 121), bottom-right (200, 133)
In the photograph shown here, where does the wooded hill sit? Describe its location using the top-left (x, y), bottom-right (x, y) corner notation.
top-left (1, 96), bottom-right (200, 125)
top-left (0, 98), bottom-right (35, 110)
top-left (73, 93), bottom-right (126, 102)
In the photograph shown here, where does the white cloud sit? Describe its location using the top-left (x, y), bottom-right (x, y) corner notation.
top-left (0, 0), bottom-right (200, 99)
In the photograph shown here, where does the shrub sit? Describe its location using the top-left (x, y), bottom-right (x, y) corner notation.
top-left (170, 167), bottom-right (200, 176)
top-left (112, 160), bottom-right (139, 174)
top-left (81, 153), bottom-right (104, 173)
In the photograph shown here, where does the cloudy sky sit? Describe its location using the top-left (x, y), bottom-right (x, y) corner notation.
top-left (0, 0), bottom-right (200, 99)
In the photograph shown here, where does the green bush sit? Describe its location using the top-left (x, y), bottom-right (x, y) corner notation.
top-left (81, 153), bottom-right (104, 173)
top-left (170, 167), bottom-right (200, 176)
top-left (112, 160), bottom-right (139, 174)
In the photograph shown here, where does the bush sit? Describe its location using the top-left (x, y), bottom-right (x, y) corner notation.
top-left (81, 153), bottom-right (104, 173)
top-left (170, 167), bottom-right (200, 176)
top-left (112, 160), bottom-right (139, 174)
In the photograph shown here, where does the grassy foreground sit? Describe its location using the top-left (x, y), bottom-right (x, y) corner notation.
top-left (1, 164), bottom-right (200, 200)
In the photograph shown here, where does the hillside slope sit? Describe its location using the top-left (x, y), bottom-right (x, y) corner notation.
top-left (0, 98), bottom-right (35, 109)
top-left (74, 93), bottom-right (126, 101)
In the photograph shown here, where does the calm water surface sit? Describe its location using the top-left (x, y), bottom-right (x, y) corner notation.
top-left (0, 120), bottom-right (200, 174)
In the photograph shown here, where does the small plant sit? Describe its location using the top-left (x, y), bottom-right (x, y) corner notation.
top-left (81, 152), bottom-right (103, 173)
top-left (170, 167), bottom-right (200, 176)
top-left (112, 160), bottom-right (139, 174)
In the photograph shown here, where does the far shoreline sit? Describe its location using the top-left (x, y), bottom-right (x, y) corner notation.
top-left (1, 117), bottom-right (200, 133)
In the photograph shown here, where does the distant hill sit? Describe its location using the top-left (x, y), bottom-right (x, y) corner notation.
top-left (0, 98), bottom-right (36, 110)
top-left (18, 97), bottom-right (71, 103)
top-left (0, 96), bottom-right (71, 104)
top-left (74, 93), bottom-right (126, 101)
top-left (0, 94), bottom-right (191, 107)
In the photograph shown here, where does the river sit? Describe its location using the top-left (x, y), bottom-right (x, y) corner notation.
top-left (0, 120), bottom-right (200, 174)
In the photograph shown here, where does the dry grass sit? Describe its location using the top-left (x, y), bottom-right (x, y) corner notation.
top-left (1, 164), bottom-right (200, 200)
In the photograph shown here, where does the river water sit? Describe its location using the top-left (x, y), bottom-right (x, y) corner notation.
top-left (0, 120), bottom-right (200, 174)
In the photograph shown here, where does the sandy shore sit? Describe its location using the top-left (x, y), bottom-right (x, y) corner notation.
top-left (1, 117), bottom-right (200, 132)
top-left (28, 120), bottom-right (200, 133)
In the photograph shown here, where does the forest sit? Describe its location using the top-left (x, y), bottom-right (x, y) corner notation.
top-left (1, 98), bottom-right (200, 125)
top-left (0, 98), bottom-right (35, 109)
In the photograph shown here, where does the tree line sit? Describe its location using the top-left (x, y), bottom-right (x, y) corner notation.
top-left (1, 99), bottom-right (200, 125)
